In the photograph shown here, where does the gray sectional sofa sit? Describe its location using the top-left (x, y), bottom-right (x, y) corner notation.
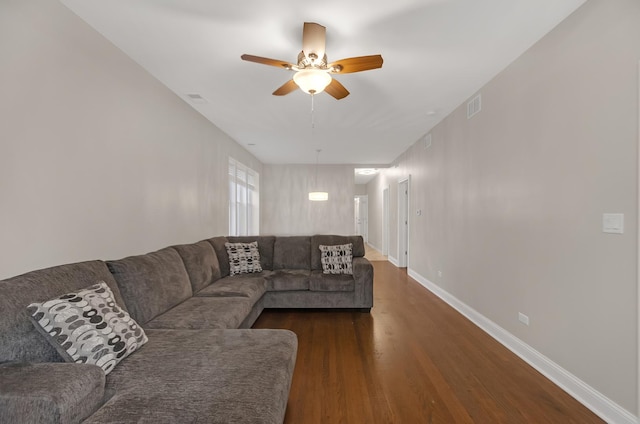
top-left (0, 234), bottom-right (373, 423)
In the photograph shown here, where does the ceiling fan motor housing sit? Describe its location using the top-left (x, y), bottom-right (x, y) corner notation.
top-left (297, 51), bottom-right (328, 69)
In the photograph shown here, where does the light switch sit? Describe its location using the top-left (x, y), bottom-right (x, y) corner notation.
top-left (602, 213), bottom-right (624, 234)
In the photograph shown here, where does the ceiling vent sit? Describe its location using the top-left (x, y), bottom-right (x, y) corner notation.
top-left (467, 93), bottom-right (481, 119)
top-left (186, 93), bottom-right (208, 104)
top-left (423, 133), bottom-right (432, 150)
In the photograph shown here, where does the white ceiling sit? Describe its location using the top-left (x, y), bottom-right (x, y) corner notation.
top-left (61, 0), bottom-right (586, 165)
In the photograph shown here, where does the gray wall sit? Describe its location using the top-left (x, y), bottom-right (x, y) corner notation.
top-left (354, 184), bottom-right (368, 195)
top-left (367, 0), bottom-right (639, 413)
top-left (0, 0), bottom-right (261, 280)
top-left (261, 164), bottom-right (355, 235)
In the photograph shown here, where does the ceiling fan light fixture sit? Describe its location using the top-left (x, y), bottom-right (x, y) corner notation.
top-left (293, 69), bottom-right (332, 94)
top-left (241, 22), bottom-right (381, 99)
top-left (356, 168), bottom-right (378, 175)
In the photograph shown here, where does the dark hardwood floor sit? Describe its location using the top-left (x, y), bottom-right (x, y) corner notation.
top-left (253, 261), bottom-right (605, 424)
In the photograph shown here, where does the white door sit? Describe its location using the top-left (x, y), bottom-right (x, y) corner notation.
top-left (382, 187), bottom-right (389, 256)
top-left (398, 179), bottom-right (409, 268)
top-left (354, 195), bottom-right (368, 242)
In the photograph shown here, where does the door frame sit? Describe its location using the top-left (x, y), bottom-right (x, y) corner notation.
top-left (398, 176), bottom-right (410, 268)
top-left (354, 195), bottom-right (369, 243)
top-left (636, 60), bottom-right (639, 419)
top-left (382, 186), bottom-right (390, 256)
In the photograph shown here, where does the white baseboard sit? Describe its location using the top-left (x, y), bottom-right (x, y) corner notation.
top-left (388, 255), bottom-right (399, 267)
top-left (366, 243), bottom-right (382, 253)
top-left (407, 267), bottom-right (637, 424)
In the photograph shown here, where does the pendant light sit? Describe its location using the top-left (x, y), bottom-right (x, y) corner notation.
top-left (309, 149), bottom-right (328, 201)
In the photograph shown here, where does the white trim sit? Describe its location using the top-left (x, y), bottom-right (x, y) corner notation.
top-left (397, 176), bottom-right (410, 268)
top-left (388, 255), bottom-right (399, 267)
top-left (407, 267), bottom-right (637, 424)
top-left (636, 60), bottom-right (640, 419)
top-left (382, 186), bottom-right (390, 256)
top-left (354, 195), bottom-right (369, 242)
top-left (366, 243), bottom-right (383, 254)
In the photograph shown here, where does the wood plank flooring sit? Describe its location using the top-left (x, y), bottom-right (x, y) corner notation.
top-left (252, 261), bottom-right (605, 424)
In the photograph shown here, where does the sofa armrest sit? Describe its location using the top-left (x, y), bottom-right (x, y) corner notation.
top-left (352, 257), bottom-right (374, 309)
top-left (0, 362), bottom-right (105, 424)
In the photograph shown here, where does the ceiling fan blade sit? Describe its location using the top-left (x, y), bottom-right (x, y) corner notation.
top-left (302, 22), bottom-right (326, 62)
top-left (324, 78), bottom-right (349, 100)
top-left (241, 54), bottom-right (295, 70)
top-left (273, 80), bottom-right (299, 96)
top-left (328, 55), bottom-right (384, 74)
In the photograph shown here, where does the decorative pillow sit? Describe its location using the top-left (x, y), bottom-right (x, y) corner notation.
top-left (319, 243), bottom-right (353, 275)
top-left (27, 282), bottom-right (148, 375)
top-left (225, 241), bottom-right (263, 275)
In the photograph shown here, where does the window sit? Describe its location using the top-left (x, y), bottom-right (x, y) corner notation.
top-left (229, 158), bottom-right (259, 236)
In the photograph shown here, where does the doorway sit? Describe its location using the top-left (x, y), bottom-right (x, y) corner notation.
top-left (398, 178), bottom-right (410, 268)
top-left (354, 195), bottom-right (368, 243)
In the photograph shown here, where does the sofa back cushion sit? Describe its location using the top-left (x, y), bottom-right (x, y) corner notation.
top-left (107, 247), bottom-right (192, 325)
top-left (310, 235), bottom-right (365, 271)
top-left (273, 236), bottom-right (311, 270)
top-left (171, 241), bottom-right (221, 293)
top-left (228, 236), bottom-right (275, 271)
top-left (206, 236), bottom-right (230, 277)
top-left (0, 260), bottom-right (126, 363)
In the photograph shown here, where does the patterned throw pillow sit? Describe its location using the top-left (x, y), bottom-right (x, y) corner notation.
top-left (319, 243), bottom-right (353, 275)
top-left (27, 282), bottom-right (148, 375)
top-left (225, 241), bottom-right (263, 276)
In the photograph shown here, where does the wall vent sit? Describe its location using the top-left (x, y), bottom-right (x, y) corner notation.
top-left (423, 133), bottom-right (432, 149)
top-left (186, 93), bottom-right (208, 104)
top-left (467, 94), bottom-right (481, 119)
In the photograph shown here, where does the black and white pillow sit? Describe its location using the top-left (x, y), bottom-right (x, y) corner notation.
top-left (225, 241), bottom-right (262, 276)
top-left (27, 282), bottom-right (148, 375)
top-left (319, 243), bottom-right (353, 275)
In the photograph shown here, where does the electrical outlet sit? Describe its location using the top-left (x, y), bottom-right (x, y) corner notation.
top-left (518, 312), bottom-right (530, 326)
top-left (437, 270), bottom-right (442, 278)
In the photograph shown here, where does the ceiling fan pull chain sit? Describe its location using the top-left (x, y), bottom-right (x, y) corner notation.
top-left (310, 93), bottom-right (315, 129)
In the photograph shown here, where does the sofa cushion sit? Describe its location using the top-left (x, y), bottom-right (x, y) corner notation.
top-left (319, 243), bottom-right (353, 275)
top-left (309, 271), bottom-right (355, 292)
top-left (273, 236), bottom-right (311, 270)
top-left (144, 296), bottom-right (254, 330)
top-left (311, 235), bottom-right (365, 271)
top-left (0, 362), bottom-right (105, 424)
top-left (266, 270), bottom-right (310, 291)
top-left (0, 260), bottom-right (127, 364)
top-left (27, 282), bottom-right (147, 375)
top-left (226, 241), bottom-right (263, 275)
top-left (195, 274), bottom-right (268, 304)
top-left (206, 236), bottom-right (230, 277)
top-left (171, 241), bottom-right (221, 293)
top-left (107, 247), bottom-right (192, 325)
top-left (85, 329), bottom-right (297, 424)
top-left (228, 236), bottom-right (276, 271)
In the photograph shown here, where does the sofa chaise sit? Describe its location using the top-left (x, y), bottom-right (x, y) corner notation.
top-left (0, 234), bottom-right (373, 423)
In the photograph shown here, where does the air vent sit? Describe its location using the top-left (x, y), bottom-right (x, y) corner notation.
top-left (186, 93), bottom-right (208, 104)
top-left (423, 133), bottom-right (432, 149)
top-left (467, 93), bottom-right (481, 119)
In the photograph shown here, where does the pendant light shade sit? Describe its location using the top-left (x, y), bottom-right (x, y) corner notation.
top-left (309, 191), bottom-right (329, 201)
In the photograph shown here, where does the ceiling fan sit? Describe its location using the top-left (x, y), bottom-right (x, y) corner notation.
top-left (241, 22), bottom-right (383, 100)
